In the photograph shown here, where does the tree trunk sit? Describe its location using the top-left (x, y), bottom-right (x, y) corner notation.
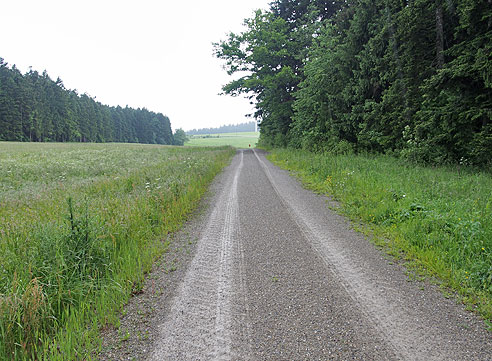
top-left (489, 0), bottom-right (492, 29)
top-left (435, 3), bottom-right (444, 69)
top-left (385, 3), bottom-right (410, 119)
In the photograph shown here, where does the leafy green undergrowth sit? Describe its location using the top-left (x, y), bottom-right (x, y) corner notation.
top-left (269, 148), bottom-right (492, 321)
top-left (0, 142), bottom-right (235, 360)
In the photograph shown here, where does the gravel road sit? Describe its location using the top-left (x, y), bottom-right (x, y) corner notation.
top-left (101, 149), bottom-right (491, 360)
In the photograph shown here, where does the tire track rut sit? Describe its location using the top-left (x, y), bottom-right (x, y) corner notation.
top-left (146, 149), bottom-right (491, 361)
top-left (251, 148), bottom-right (491, 361)
top-left (151, 151), bottom-right (250, 360)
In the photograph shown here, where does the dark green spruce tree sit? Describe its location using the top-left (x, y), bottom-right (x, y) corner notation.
top-left (0, 59), bottom-right (174, 145)
top-left (217, 0), bottom-right (491, 166)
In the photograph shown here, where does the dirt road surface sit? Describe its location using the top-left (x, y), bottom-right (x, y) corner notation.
top-left (101, 149), bottom-right (491, 360)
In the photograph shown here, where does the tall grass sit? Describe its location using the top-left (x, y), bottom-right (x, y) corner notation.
top-left (269, 149), bottom-right (492, 321)
top-left (0, 142), bottom-right (235, 360)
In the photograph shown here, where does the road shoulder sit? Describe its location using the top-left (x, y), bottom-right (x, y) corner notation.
top-left (97, 152), bottom-right (239, 360)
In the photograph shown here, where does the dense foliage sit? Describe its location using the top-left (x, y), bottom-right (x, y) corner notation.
top-left (215, 0), bottom-right (492, 166)
top-left (0, 58), bottom-right (174, 145)
top-left (187, 121), bottom-right (257, 135)
top-left (173, 128), bottom-right (189, 145)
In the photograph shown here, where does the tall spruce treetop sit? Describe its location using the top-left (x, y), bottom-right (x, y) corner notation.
top-left (0, 59), bottom-right (174, 145)
top-left (271, 0), bottom-right (342, 25)
top-left (218, 0), bottom-right (491, 165)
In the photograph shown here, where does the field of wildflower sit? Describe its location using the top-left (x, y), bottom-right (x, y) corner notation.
top-left (0, 142), bottom-right (235, 360)
top-left (269, 149), bottom-right (492, 324)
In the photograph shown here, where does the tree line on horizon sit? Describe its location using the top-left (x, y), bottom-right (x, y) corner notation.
top-left (186, 121), bottom-right (256, 135)
top-left (0, 58), bottom-right (174, 145)
top-left (215, 0), bottom-right (491, 166)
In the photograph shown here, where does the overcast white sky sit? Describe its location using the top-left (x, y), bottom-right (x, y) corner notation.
top-left (1, 0), bottom-right (270, 131)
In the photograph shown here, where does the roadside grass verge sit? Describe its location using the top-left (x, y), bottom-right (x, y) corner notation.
top-left (268, 148), bottom-right (492, 322)
top-left (0, 142), bottom-right (235, 360)
top-left (185, 132), bottom-right (259, 148)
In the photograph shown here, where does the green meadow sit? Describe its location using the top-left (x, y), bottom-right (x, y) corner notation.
top-left (0, 142), bottom-right (235, 360)
top-left (269, 149), bottom-right (492, 323)
top-left (185, 132), bottom-right (259, 148)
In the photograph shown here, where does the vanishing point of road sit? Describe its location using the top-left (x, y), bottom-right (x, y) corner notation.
top-left (115, 149), bottom-right (492, 360)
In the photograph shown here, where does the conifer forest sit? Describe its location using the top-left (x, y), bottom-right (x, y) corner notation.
top-left (0, 58), bottom-right (174, 145)
top-left (215, 0), bottom-right (491, 166)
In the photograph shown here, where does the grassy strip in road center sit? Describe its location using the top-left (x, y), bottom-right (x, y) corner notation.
top-left (0, 142), bottom-right (235, 360)
top-left (268, 148), bottom-right (492, 324)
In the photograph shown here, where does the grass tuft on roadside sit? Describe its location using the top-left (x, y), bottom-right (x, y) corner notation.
top-left (268, 148), bottom-right (492, 322)
top-left (0, 142), bottom-right (235, 360)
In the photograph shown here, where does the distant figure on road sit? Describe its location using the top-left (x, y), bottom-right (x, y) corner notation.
top-left (249, 144), bottom-right (251, 148)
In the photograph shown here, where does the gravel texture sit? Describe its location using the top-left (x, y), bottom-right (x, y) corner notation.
top-left (97, 152), bottom-right (241, 360)
top-left (99, 149), bottom-right (492, 361)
